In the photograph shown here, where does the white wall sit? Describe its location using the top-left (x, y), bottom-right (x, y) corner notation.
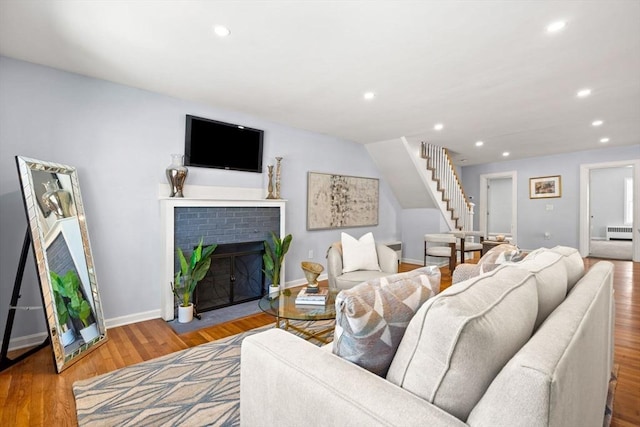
top-left (0, 56), bottom-right (401, 341)
top-left (461, 145), bottom-right (640, 250)
top-left (400, 208), bottom-right (447, 264)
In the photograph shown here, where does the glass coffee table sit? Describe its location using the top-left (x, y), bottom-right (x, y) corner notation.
top-left (258, 286), bottom-right (338, 344)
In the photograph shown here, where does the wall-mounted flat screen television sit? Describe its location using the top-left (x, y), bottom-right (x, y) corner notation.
top-left (185, 115), bottom-right (264, 173)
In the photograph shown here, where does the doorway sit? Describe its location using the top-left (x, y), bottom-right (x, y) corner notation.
top-left (480, 171), bottom-right (517, 245)
top-left (579, 160), bottom-right (639, 262)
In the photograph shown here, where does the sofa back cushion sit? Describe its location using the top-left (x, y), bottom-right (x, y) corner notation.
top-left (386, 267), bottom-right (538, 421)
top-left (548, 245), bottom-right (585, 291)
top-left (508, 250), bottom-right (568, 329)
top-left (333, 266), bottom-right (440, 377)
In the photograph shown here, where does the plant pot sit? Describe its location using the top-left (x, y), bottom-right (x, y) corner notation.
top-left (178, 303), bottom-right (194, 323)
top-left (79, 323), bottom-right (99, 343)
top-left (268, 285), bottom-right (280, 299)
top-left (60, 327), bottom-right (75, 346)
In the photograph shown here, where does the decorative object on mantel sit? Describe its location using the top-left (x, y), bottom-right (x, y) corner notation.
top-left (301, 261), bottom-right (324, 292)
top-left (263, 231), bottom-right (292, 295)
top-left (275, 156), bottom-right (283, 199)
top-left (42, 179), bottom-right (74, 219)
top-left (266, 164), bottom-right (276, 199)
top-left (166, 154), bottom-right (188, 198)
top-left (171, 237), bottom-right (217, 323)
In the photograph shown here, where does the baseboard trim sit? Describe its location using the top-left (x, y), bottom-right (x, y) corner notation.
top-left (2, 310), bottom-right (163, 352)
top-left (105, 309), bottom-right (163, 329)
top-left (1, 331), bottom-right (49, 353)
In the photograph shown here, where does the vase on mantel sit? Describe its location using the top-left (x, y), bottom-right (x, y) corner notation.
top-left (166, 154), bottom-right (188, 197)
top-left (42, 179), bottom-right (73, 219)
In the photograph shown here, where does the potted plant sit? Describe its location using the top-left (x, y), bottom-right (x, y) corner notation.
top-left (172, 237), bottom-right (217, 323)
top-left (263, 231), bottom-right (292, 295)
top-left (50, 271), bottom-right (75, 346)
top-left (50, 270), bottom-right (97, 343)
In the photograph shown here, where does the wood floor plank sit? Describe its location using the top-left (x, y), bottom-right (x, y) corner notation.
top-left (0, 258), bottom-right (637, 426)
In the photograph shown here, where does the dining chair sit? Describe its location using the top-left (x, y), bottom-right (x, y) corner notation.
top-left (424, 233), bottom-right (457, 273)
top-left (448, 230), bottom-right (484, 264)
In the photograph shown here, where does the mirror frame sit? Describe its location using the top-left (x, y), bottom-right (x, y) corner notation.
top-left (15, 156), bottom-right (107, 372)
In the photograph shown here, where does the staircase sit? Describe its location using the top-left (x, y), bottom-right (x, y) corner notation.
top-left (365, 138), bottom-right (474, 232)
top-left (421, 142), bottom-right (474, 231)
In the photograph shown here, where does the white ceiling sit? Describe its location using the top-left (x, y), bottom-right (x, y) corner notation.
top-left (1, 1), bottom-right (639, 166)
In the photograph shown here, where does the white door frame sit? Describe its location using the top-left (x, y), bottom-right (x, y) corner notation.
top-left (480, 171), bottom-right (518, 246)
top-left (579, 159), bottom-right (640, 262)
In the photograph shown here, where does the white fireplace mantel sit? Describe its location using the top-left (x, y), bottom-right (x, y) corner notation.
top-left (159, 185), bottom-right (286, 320)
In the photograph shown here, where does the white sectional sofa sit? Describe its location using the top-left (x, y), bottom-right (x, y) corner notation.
top-left (240, 247), bottom-right (614, 426)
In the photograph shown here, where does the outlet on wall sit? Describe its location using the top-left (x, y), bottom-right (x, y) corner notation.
top-left (308, 250), bottom-right (314, 259)
top-left (544, 232), bottom-right (551, 240)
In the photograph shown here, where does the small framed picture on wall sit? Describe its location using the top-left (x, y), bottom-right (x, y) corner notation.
top-left (529, 175), bottom-right (562, 199)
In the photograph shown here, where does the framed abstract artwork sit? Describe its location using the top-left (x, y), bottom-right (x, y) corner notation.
top-left (529, 175), bottom-right (562, 199)
top-left (307, 172), bottom-right (379, 230)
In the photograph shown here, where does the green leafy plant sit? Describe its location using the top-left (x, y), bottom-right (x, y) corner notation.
top-left (50, 270), bottom-right (92, 328)
top-left (50, 272), bottom-right (70, 329)
top-left (172, 237), bottom-right (217, 307)
top-left (263, 232), bottom-right (292, 287)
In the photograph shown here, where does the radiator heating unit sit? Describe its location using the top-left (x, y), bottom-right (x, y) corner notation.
top-left (606, 226), bottom-right (632, 240)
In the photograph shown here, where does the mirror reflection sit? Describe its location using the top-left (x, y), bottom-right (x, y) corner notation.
top-left (16, 156), bottom-right (107, 372)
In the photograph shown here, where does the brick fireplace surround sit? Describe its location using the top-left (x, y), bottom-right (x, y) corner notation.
top-left (159, 185), bottom-right (286, 320)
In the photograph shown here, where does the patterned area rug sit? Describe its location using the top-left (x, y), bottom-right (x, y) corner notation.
top-left (604, 364), bottom-right (620, 427)
top-left (73, 320), bottom-right (334, 426)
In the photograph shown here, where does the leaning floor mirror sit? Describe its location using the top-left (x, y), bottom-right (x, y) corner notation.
top-left (15, 156), bottom-right (107, 372)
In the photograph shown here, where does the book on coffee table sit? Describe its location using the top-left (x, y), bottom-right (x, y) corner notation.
top-left (295, 287), bottom-right (328, 305)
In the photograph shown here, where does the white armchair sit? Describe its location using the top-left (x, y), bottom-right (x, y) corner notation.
top-left (326, 242), bottom-right (398, 291)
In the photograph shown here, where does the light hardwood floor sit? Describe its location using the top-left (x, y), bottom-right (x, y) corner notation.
top-left (0, 258), bottom-right (638, 426)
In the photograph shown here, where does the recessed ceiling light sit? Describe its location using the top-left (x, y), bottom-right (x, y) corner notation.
top-left (547, 21), bottom-right (567, 33)
top-left (363, 91), bottom-right (376, 100)
top-left (213, 25), bottom-right (231, 37)
top-left (577, 88), bottom-right (592, 98)
top-left (600, 137), bottom-right (610, 143)
top-left (502, 152), bottom-right (510, 157)
top-left (592, 120), bottom-right (604, 126)
top-left (475, 141), bottom-right (484, 147)
top-left (434, 123), bottom-right (444, 131)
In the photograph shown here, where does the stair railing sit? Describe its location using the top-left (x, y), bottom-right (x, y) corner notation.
top-left (421, 142), bottom-right (474, 230)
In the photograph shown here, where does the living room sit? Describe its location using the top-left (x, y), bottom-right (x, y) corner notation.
top-left (0, 2), bottom-right (638, 426)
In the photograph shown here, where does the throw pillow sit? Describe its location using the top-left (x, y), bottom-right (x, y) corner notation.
top-left (478, 244), bottom-right (523, 274)
top-left (341, 232), bottom-right (381, 273)
top-left (333, 266), bottom-right (441, 377)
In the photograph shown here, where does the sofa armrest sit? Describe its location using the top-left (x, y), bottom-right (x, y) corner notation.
top-left (376, 243), bottom-right (399, 274)
top-left (326, 245), bottom-right (344, 290)
top-left (240, 329), bottom-right (466, 427)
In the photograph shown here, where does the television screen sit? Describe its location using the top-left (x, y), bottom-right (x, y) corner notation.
top-left (185, 115), bottom-right (264, 173)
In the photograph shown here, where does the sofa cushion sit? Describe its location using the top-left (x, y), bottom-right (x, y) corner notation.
top-left (386, 266), bottom-right (538, 421)
top-left (333, 266), bottom-right (441, 377)
top-left (507, 250), bottom-right (568, 328)
top-left (341, 232), bottom-right (381, 273)
top-left (548, 245), bottom-right (585, 291)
